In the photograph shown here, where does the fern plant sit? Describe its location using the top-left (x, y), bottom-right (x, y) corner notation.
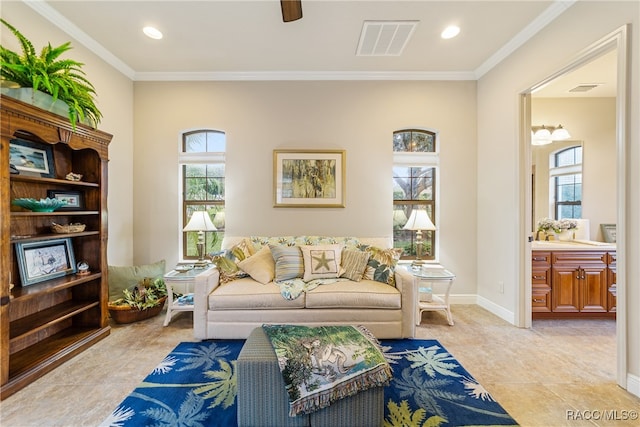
top-left (0, 18), bottom-right (102, 129)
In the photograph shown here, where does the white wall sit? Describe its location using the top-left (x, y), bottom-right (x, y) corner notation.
top-left (532, 97), bottom-right (616, 240)
top-left (478, 1), bottom-right (639, 391)
top-left (133, 80), bottom-right (478, 296)
top-left (1, 2), bottom-right (135, 266)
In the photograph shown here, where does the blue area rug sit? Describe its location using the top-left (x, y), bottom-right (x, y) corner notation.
top-left (100, 339), bottom-right (518, 426)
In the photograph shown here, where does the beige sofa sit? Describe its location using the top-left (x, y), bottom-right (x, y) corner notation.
top-left (193, 236), bottom-right (417, 340)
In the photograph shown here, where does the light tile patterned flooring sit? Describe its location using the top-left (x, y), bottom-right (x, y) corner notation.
top-left (1, 305), bottom-right (638, 426)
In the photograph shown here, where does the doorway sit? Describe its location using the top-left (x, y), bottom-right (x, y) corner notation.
top-left (519, 25), bottom-right (629, 388)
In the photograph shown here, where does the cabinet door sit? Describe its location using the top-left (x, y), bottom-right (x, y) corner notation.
top-left (607, 264), bottom-right (617, 313)
top-left (580, 266), bottom-right (608, 313)
top-left (551, 266), bottom-right (580, 313)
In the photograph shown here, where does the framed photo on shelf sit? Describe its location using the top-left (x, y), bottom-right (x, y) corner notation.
top-left (47, 190), bottom-right (84, 210)
top-left (273, 149), bottom-right (345, 208)
top-left (15, 238), bottom-right (77, 286)
top-left (600, 223), bottom-right (617, 243)
top-left (9, 138), bottom-right (55, 178)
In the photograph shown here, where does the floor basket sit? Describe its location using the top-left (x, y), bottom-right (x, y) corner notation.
top-left (108, 297), bottom-right (167, 324)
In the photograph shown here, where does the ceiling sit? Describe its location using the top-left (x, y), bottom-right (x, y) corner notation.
top-left (24, 0), bottom-right (615, 96)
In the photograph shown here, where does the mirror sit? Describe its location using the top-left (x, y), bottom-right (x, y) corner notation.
top-left (531, 51), bottom-right (617, 242)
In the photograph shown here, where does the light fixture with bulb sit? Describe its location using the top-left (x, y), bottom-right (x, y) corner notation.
top-left (531, 124), bottom-right (571, 145)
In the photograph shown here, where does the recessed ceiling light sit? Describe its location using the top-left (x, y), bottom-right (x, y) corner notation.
top-left (143, 26), bottom-right (163, 40)
top-left (441, 25), bottom-right (460, 40)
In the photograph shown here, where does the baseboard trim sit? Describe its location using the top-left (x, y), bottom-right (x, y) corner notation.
top-left (475, 295), bottom-right (516, 325)
top-left (626, 373), bottom-right (640, 398)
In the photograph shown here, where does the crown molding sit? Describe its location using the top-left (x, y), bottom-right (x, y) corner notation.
top-left (27, 0), bottom-right (571, 83)
top-left (24, 0), bottom-right (136, 79)
top-left (474, 0), bottom-right (577, 79)
top-left (133, 70), bottom-right (477, 82)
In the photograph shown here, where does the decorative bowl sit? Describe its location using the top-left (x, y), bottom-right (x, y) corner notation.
top-left (12, 197), bottom-right (68, 212)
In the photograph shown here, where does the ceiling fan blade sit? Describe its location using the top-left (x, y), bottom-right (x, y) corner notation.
top-left (281, 0), bottom-right (302, 22)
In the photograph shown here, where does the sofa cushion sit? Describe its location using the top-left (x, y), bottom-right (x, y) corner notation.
top-left (209, 278), bottom-right (305, 309)
top-left (300, 244), bottom-right (343, 281)
top-left (237, 246), bottom-right (275, 284)
top-left (340, 249), bottom-right (370, 281)
top-left (269, 244), bottom-right (304, 282)
top-left (362, 246), bottom-right (402, 286)
top-left (305, 280), bottom-right (401, 309)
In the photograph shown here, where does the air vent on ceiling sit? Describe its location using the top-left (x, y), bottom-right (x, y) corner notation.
top-left (568, 84), bottom-right (602, 93)
top-left (356, 21), bottom-right (419, 56)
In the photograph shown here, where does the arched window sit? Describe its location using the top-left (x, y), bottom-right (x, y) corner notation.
top-left (393, 129), bottom-right (438, 261)
top-left (550, 145), bottom-right (582, 219)
top-left (179, 130), bottom-right (225, 260)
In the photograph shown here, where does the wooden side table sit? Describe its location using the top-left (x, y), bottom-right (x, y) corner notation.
top-left (408, 265), bottom-right (456, 326)
top-left (163, 265), bottom-right (213, 326)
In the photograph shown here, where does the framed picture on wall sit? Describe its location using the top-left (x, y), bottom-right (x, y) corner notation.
top-left (273, 149), bottom-right (346, 208)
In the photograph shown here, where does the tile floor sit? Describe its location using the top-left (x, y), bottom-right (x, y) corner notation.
top-left (0, 305), bottom-right (638, 426)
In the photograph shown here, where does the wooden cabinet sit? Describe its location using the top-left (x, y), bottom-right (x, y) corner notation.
top-left (531, 251), bottom-right (552, 313)
top-left (532, 250), bottom-right (615, 319)
top-left (1, 96), bottom-right (112, 399)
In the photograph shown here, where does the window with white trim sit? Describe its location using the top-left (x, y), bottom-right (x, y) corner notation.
top-left (179, 130), bottom-right (225, 260)
top-left (393, 129), bottom-right (439, 260)
top-left (550, 145), bottom-right (582, 219)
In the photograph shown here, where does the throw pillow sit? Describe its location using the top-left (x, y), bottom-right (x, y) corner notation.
top-left (211, 255), bottom-right (243, 284)
top-left (269, 244), bottom-right (304, 282)
top-left (362, 246), bottom-right (402, 286)
top-left (340, 249), bottom-right (371, 281)
top-left (228, 238), bottom-right (256, 262)
top-left (108, 260), bottom-right (166, 302)
top-left (237, 246), bottom-right (275, 284)
top-left (300, 244), bottom-right (343, 282)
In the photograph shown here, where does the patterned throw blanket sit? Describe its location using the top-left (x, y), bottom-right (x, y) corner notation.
top-left (261, 324), bottom-right (392, 416)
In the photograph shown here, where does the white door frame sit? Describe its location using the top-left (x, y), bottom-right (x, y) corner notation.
top-left (518, 25), bottom-right (629, 389)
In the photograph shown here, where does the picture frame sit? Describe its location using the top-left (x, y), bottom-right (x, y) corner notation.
top-left (9, 138), bottom-right (55, 178)
top-left (273, 149), bottom-right (345, 208)
top-left (600, 223), bottom-right (617, 243)
top-left (47, 190), bottom-right (84, 211)
top-left (15, 238), bottom-right (77, 286)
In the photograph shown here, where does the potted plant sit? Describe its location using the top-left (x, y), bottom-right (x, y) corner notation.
top-left (108, 277), bottom-right (168, 324)
top-left (0, 19), bottom-right (102, 129)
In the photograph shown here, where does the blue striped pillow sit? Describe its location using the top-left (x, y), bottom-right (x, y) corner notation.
top-left (269, 244), bottom-right (304, 282)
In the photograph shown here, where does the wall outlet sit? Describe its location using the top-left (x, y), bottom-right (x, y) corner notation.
top-left (498, 281), bottom-right (504, 293)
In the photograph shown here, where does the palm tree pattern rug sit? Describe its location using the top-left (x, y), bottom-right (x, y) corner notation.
top-left (100, 339), bottom-right (519, 427)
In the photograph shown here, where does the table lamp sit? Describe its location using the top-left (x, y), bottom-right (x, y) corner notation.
top-left (183, 211), bottom-right (216, 267)
top-left (403, 209), bottom-right (436, 265)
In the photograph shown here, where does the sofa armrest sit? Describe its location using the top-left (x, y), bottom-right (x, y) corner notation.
top-left (394, 266), bottom-right (416, 338)
top-left (193, 267), bottom-right (220, 340)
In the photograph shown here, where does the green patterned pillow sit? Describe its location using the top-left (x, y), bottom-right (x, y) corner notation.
top-left (228, 238), bottom-right (255, 262)
top-left (340, 249), bottom-right (371, 282)
top-left (361, 246), bottom-right (402, 286)
top-left (269, 244), bottom-right (304, 282)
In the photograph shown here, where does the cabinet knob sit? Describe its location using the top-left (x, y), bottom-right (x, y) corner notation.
top-left (533, 298), bottom-right (545, 303)
top-left (533, 275), bottom-right (545, 280)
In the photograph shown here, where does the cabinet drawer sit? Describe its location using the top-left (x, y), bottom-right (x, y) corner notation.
top-left (532, 268), bottom-right (550, 285)
top-left (607, 252), bottom-right (617, 265)
top-left (552, 251), bottom-right (607, 264)
top-left (532, 290), bottom-right (551, 312)
top-left (532, 251), bottom-right (551, 265)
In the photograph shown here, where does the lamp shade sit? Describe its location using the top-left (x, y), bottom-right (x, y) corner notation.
top-left (550, 124), bottom-right (571, 140)
top-left (403, 210), bottom-right (436, 231)
top-left (183, 211), bottom-right (216, 232)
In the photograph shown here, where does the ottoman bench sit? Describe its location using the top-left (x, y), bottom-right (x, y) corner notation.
top-left (237, 327), bottom-right (384, 427)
